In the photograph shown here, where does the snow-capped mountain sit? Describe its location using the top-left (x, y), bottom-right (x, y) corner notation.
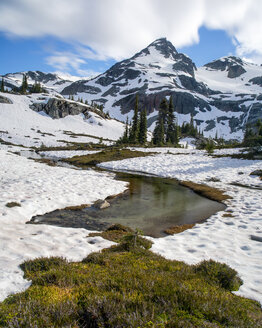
top-left (60, 38), bottom-right (262, 140)
top-left (2, 71), bottom-right (84, 94)
top-left (2, 38), bottom-right (262, 140)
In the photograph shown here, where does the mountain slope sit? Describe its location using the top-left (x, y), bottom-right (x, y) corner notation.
top-left (2, 71), bottom-right (83, 94)
top-left (196, 56), bottom-right (262, 94)
top-left (0, 92), bottom-right (125, 147)
top-left (60, 38), bottom-right (262, 140)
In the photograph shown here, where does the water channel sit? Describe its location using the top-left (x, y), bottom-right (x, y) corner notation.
top-left (29, 171), bottom-right (225, 238)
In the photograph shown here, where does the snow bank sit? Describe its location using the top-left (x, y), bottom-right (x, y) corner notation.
top-left (0, 148), bottom-right (127, 301)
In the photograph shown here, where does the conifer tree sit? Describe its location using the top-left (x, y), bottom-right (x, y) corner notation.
top-left (166, 97), bottom-right (177, 144)
top-left (189, 114), bottom-right (197, 137)
top-left (129, 95), bottom-right (139, 144)
top-left (173, 123), bottom-right (180, 145)
top-left (31, 82), bottom-right (42, 93)
top-left (20, 74), bottom-right (28, 94)
top-left (123, 118), bottom-right (129, 143)
top-left (158, 98), bottom-right (168, 135)
top-left (1, 78), bottom-right (4, 92)
top-left (138, 109), bottom-right (147, 145)
top-left (153, 118), bottom-right (165, 146)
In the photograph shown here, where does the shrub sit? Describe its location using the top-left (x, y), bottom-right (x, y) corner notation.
top-left (20, 257), bottom-right (67, 274)
top-left (195, 259), bottom-right (243, 291)
top-left (5, 202), bottom-right (21, 208)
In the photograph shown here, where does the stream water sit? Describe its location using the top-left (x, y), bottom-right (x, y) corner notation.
top-left (29, 171), bottom-right (225, 237)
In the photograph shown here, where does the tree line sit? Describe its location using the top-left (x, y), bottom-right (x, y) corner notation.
top-left (1, 74), bottom-right (45, 94)
top-left (118, 95), bottom-right (202, 147)
top-left (118, 95), bottom-right (147, 145)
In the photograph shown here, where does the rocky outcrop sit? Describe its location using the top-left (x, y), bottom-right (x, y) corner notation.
top-left (61, 82), bottom-right (101, 95)
top-left (227, 65), bottom-right (246, 78)
top-left (249, 76), bottom-right (262, 86)
top-left (0, 95), bottom-right (13, 104)
top-left (30, 98), bottom-right (106, 119)
top-left (246, 102), bottom-right (262, 126)
top-left (204, 56), bottom-right (246, 78)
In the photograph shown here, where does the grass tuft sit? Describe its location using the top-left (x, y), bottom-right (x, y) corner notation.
top-left (5, 202), bottom-right (21, 208)
top-left (179, 181), bottom-right (231, 203)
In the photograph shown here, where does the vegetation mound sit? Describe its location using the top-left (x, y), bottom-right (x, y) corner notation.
top-left (63, 148), bottom-right (155, 167)
top-left (0, 231), bottom-right (261, 327)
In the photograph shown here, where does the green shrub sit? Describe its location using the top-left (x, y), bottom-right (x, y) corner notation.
top-left (20, 257), bottom-right (67, 274)
top-left (195, 259), bottom-right (243, 291)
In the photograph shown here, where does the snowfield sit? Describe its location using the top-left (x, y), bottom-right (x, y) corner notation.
top-left (99, 147), bottom-right (262, 304)
top-left (0, 144), bottom-right (261, 305)
top-left (0, 147), bottom-right (127, 301)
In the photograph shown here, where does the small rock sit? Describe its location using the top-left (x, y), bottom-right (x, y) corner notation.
top-left (250, 235), bottom-right (262, 242)
top-left (93, 199), bottom-right (110, 209)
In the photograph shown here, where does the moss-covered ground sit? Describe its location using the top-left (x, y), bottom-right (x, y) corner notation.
top-left (179, 181), bottom-right (231, 203)
top-left (0, 230), bottom-right (261, 328)
top-left (63, 148), bottom-right (155, 167)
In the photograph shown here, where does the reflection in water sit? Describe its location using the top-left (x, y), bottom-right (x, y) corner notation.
top-left (30, 172), bottom-right (225, 238)
top-left (95, 173), bottom-right (225, 237)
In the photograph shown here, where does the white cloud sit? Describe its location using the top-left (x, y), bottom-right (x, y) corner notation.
top-left (46, 51), bottom-right (101, 77)
top-left (1, 0), bottom-right (262, 63)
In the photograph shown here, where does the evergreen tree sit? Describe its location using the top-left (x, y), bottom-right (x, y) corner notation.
top-left (166, 97), bottom-right (177, 144)
top-left (31, 82), bottom-right (42, 93)
top-left (158, 98), bottom-right (168, 134)
top-left (138, 109), bottom-right (147, 145)
top-left (1, 78), bottom-right (4, 92)
top-left (129, 95), bottom-right (139, 144)
top-left (20, 74), bottom-right (28, 94)
top-left (153, 118), bottom-right (165, 146)
top-left (189, 114), bottom-right (197, 137)
top-left (173, 123), bottom-right (180, 145)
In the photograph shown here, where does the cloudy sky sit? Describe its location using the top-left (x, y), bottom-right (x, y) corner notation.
top-left (1, 0), bottom-right (262, 77)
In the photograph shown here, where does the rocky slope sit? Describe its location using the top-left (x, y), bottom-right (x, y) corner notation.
top-left (60, 38), bottom-right (262, 140)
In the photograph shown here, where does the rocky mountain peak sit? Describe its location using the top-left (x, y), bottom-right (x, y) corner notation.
top-left (204, 56), bottom-right (246, 78)
top-left (131, 37), bottom-right (178, 61)
top-left (148, 37), bottom-right (178, 58)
